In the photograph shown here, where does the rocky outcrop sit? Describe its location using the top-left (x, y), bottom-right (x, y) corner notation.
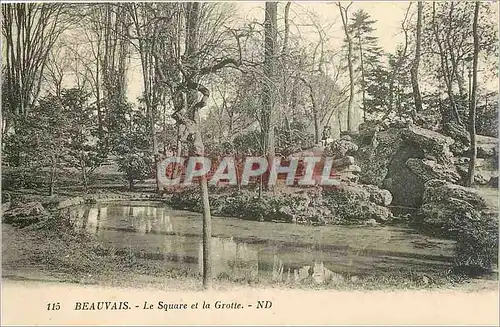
top-left (355, 124), bottom-right (463, 207)
top-left (327, 136), bottom-right (362, 183)
top-left (418, 179), bottom-right (498, 270)
top-left (322, 184), bottom-right (392, 222)
top-left (2, 201), bottom-right (50, 227)
top-left (442, 122), bottom-right (470, 156)
top-left (406, 158), bottom-right (461, 183)
top-left (400, 125), bottom-right (455, 165)
top-left (359, 184), bottom-right (393, 206)
top-left (419, 179), bottom-right (491, 229)
top-left (422, 179), bottom-right (487, 209)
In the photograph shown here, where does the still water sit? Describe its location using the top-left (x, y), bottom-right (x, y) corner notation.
top-left (67, 201), bottom-right (455, 284)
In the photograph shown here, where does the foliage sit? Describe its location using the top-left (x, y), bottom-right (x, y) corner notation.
top-left (232, 130), bottom-right (263, 156)
top-left (3, 88), bottom-right (108, 191)
top-left (115, 110), bottom-right (154, 189)
top-left (450, 213), bottom-right (499, 274)
top-left (475, 92), bottom-right (498, 137)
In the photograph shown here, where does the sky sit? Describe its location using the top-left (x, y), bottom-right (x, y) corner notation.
top-left (125, 1), bottom-right (411, 103)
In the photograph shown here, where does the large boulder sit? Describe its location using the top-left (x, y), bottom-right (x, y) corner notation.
top-left (360, 184), bottom-right (393, 206)
top-left (322, 184), bottom-right (392, 222)
top-left (327, 138), bottom-right (359, 159)
top-left (2, 201), bottom-right (50, 227)
top-left (400, 125), bottom-right (455, 165)
top-left (355, 125), bottom-right (461, 207)
top-left (406, 158), bottom-right (461, 183)
top-left (418, 179), bottom-right (498, 271)
top-left (442, 122), bottom-right (470, 156)
top-left (420, 197), bottom-right (480, 229)
top-left (355, 128), bottom-right (404, 187)
top-left (422, 179), bottom-right (487, 209)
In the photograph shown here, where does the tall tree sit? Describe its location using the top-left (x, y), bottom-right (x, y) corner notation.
top-left (263, 2), bottom-right (278, 179)
top-left (2, 3), bottom-right (71, 137)
top-left (337, 2), bottom-right (354, 133)
top-left (148, 2), bottom-right (242, 289)
top-left (349, 9), bottom-right (383, 121)
top-left (410, 1), bottom-right (423, 115)
top-left (466, 2), bottom-right (480, 187)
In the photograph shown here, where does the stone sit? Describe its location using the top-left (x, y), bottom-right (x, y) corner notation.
top-left (337, 172), bottom-right (359, 183)
top-left (360, 184), bottom-right (393, 206)
top-left (361, 202), bottom-right (392, 222)
top-left (406, 158), bottom-right (461, 183)
top-left (355, 126), bottom-right (465, 208)
top-left (2, 201), bottom-right (50, 227)
top-left (442, 122), bottom-right (470, 156)
top-left (56, 196), bottom-right (85, 210)
top-left (422, 179), bottom-right (488, 210)
top-left (330, 156), bottom-right (355, 168)
top-left (337, 164), bottom-right (362, 173)
top-left (420, 197), bottom-right (480, 229)
top-left (328, 138), bottom-right (359, 159)
top-left (355, 129), bottom-right (404, 187)
top-left (322, 184), bottom-right (392, 222)
top-left (400, 125), bottom-right (454, 165)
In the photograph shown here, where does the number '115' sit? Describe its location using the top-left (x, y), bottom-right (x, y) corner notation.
top-left (47, 302), bottom-right (60, 310)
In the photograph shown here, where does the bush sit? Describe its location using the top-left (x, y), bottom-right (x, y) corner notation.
top-left (419, 180), bottom-right (499, 274)
top-left (448, 212), bottom-right (498, 275)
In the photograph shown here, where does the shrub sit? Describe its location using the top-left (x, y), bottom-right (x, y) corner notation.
top-left (447, 212), bottom-right (499, 274)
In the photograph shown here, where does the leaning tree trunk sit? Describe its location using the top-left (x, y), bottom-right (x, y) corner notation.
top-left (173, 82), bottom-right (212, 289)
top-left (466, 2), bottom-right (480, 187)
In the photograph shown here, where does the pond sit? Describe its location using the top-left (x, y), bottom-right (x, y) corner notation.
top-left (67, 201), bottom-right (456, 284)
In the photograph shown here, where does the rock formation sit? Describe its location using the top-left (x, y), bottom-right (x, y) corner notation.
top-left (354, 123), bottom-right (476, 208)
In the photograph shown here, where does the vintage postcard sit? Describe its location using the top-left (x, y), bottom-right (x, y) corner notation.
top-left (1, 1), bottom-right (499, 325)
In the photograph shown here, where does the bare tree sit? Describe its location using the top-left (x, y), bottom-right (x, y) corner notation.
top-left (142, 2), bottom-right (243, 289)
top-left (2, 3), bottom-right (72, 135)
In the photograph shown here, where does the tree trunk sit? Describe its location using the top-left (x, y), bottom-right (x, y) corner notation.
top-left (410, 1), bottom-right (423, 115)
top-left (338, 3), bottom-right (354, 133)
top-left (466, 2), bottom-right (480, 187)
top-left (263, 1), bottom-right (277, 189)
top-left (185, 3), bottom-right (212, 290)
top-left (357, 33), bottom-right (367, 121)
top-left (49, 155), bottom-right (56, 196)
top-left (301, 77), bottom-right (320, 144)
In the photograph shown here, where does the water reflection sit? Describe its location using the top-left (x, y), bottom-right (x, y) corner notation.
top-left (67, 203), bottom-right (452, 284)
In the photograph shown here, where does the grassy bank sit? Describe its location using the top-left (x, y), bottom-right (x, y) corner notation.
top-left (2, 184), bottom-right (498, 290)
top-left (1, 199), bottom-right (496, 292)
